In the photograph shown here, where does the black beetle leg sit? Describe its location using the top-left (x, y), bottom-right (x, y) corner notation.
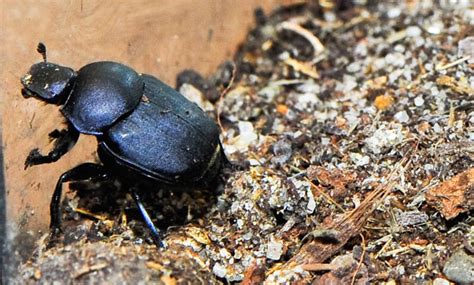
top-left (50, 163), bottom-right (108, 237)
top-left (24, 124), bottom-right (79, 169)
top-left (130, 188), bottom-right (164, 248)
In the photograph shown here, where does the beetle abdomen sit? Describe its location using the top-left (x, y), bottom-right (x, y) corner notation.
top-left (103, 74), bottom-right (221, 183)
top-left (61, 62), bottom-right (143, 135)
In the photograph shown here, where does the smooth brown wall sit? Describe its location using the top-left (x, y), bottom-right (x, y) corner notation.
top-left (1, 0), bottom-right (293, 234)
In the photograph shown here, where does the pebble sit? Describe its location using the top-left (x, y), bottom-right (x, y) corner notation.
top-left (406, 26), bottom-right (422, 37)
top-left (433, 278), bottom-right (450, 285)
top-left (350, 153), bottom-right (370, 166)
top-left (396, 210), bottom-right (429, 227)
top-left (458, 36), bottom-right (474, 63)
top-left (365, 125), bottom-right (404, 154)
top-left (346, 62), bottom-right (361, 73)
top-left (443, 249), bottom-right (474, 284)
top-left (414, 96), bottom-right (424, 106)
top-left (433, 123), bottom-right (443, 133)
top-left (266, 238), bottom-right (284, 260)
top-left (271, 138), bottom-right (292, 166)
top-left (212, 262), bottom-right (227, 278)
top-left (179, 83), bottom-right (214, 112)
top-left (426, 21), bottom-right (444, 35)
top-left (394, 110), bottom-right (409, 123)
top-left (387, 7), bottom-right (401, 18)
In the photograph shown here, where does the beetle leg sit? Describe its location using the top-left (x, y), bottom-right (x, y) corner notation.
top-left (24, 125), bottom-right (79, 169)
top-left (130, 188), bottom-right (164, 248)
top-left (50, 163), bottom-right (109, 237)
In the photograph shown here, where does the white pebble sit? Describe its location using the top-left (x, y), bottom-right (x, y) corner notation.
top-left (406, 26), bottom-right (422, 37)
top-left (414, 96), bottom-right (425, 106)
top-left (427, 22), bottom-right (444, 35)
top-left (433, 123), bottom-right (443, 133)
top-left (266, 239), bottom-right (284, 260)
top-left (346, 62), bottom-right (361, 73)
top-left (394, 111), bottom-right (409, 123)
top-left (458, 36), bottom-right (474, 63)
top-left (350, 153), bottom-right (370, 166)
top-left (213, 263), bottom-right (227, 278)
top-left (387, 7), bottom-right (401, 18)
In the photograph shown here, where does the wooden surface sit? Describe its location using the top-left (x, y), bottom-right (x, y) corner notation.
top-left (0, 0), bottom-right (291, 234)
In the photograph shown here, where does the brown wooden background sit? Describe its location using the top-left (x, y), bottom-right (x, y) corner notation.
top-left (0, 0), bottom-right (292, 235)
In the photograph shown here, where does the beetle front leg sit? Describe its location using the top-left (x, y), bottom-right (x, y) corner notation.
top-left (24, 124), bottom-right (79, 169)
top-left (50, 163), bottom-right (109, 237)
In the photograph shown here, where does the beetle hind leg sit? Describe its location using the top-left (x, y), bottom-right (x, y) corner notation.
top-left (130, 188), bottom-right (164, 248)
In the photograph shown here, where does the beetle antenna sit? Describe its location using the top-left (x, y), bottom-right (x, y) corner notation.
top-left (37, 42), bottom-right (47, 62)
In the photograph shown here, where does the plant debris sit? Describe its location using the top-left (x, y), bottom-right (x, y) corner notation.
top-left (426, 168), bottom-right (474, 220)
top-left (12, 1), bottom-right (473, 284)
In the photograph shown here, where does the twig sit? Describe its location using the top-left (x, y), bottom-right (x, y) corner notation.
top-left (216, 62), bottom-right (236, 135)
top-left (73, 263), bottom-right (108, 279)
top-left (435, 55), bottom-right (471, 71)
top-left (300, 263), bottom-right (336, 271)
top-left (351, 234), bottom-right (366, 285)
top-left (305, 177), bottom-right (345, 213)
top-left (265, 147), bottom-right (417, 282)
top-left (278, 21), bottom-right (325, 57)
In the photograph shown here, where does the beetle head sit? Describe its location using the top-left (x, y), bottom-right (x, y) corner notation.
top-left (21, 43), bottom-right (77, 105)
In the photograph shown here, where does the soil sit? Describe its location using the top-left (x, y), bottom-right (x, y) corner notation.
top-left (11, 1), bottom-right (473, 284)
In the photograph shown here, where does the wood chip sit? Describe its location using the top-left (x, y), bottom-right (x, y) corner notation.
top-left (283, 58), bottom-right (320, 79)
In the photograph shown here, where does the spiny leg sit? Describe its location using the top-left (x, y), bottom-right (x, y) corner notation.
top-left (25, 124), bottom-right (79, 169)
top-left (130, 188), bottom-right (164, 248)
top-left (50, 163), bottom-right (109, 237)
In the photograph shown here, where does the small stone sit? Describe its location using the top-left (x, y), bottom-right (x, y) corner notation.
top-left (346, 62), bottom-right (361, 73)
top-left (349, 153), bottom-right (370, 166)
top-left (426, 21), bottom-right (444, 35)
top-left (258, 84), bottom-right (282, 102)
top-left (458, 36), bottom-right (474, 63)
top-left (394, 110), bottom-right (409, 123)
top-left (229, 121), bottom-right (258, 153)
top-left (396, 210), bottom-right (429, 227)
top-left (365, 125), bottom-right (404, 154)
top-left (433, 278), bottom-right (450, 285)
top-left (414, 96), bottom-right (424, 107)
top-left (220, 248), bottom-right (232, 259)
top-left (213, 262), bottom-right (227, 278)
top-left (385, 53), bottom-right (405, 67)
top-left (406, 26), bottom-right (422, 37)
top-left (266, 238), bottom-right (284, 260)
top-left (433, 123), bottom-right (443, 133)
top-left (330, 254), bottom-right (357, 275)
top-left (271, 138), bottom-right (292, 166)
top-left (387, 7), bottom-right (401, 18)
top-left (179, 83), bottom-right (214, 112)
top-left (443, 249), bottom-right (474, 284)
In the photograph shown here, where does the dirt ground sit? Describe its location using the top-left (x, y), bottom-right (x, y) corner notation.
top-left (10, 1), bottom-right (474, 284)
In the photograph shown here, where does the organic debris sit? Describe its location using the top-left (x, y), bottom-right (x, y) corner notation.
top-left (14, 1), bottom-right (473, 284)
top-left (426, 168), bottom-right (474, 220)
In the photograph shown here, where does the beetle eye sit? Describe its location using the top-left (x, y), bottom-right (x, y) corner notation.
top-left (21, 88), bottom-right (34, 99)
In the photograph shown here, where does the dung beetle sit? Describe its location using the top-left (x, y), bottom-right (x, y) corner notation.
top-left (21, 43), bottom-right (228, 247)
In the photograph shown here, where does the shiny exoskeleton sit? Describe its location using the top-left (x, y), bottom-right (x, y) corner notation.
top-left (21, 43), bottom-right (226, 247)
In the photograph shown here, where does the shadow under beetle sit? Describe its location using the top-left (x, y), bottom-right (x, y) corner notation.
top-left (21, 43), bottom-right (228, 247)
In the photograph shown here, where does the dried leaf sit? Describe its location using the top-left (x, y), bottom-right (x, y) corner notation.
top-left (436, 75), bottom-right (474, 95)
top-left (425, 168), bottom-right (474, 219)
